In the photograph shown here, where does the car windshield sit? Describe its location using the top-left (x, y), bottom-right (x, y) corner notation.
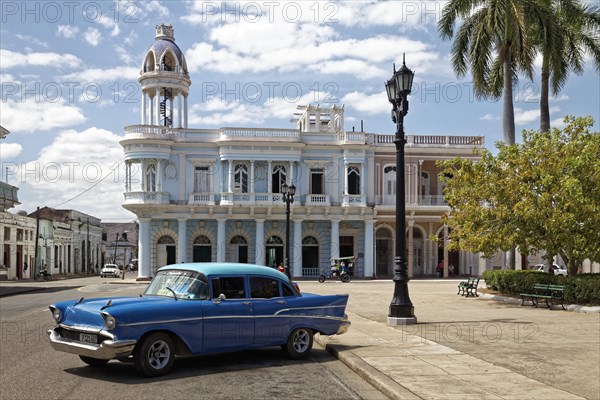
top-left (144, 270), bottom-right (208, 300)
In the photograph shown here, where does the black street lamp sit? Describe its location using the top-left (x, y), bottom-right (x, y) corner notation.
top-left (281, 182), bottom-right (296, 279)
top-left (385, 54), bottom-right (417, 325)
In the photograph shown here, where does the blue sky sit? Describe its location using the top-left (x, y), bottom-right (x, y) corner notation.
top-left (1, 0), bottom-right (599, 221)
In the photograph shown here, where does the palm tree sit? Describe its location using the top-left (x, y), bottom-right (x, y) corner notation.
top-left (537, 1), bottom-right (600, 133)
top-left (438, 0), bottom-right (557, 145)
top-left (438, 0), bottom-right (557, 269)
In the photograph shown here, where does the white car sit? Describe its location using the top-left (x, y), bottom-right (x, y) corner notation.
top-left (100, 264), bottom-right (121, 278)
top-left (533, 264), bottom-right (568, 276)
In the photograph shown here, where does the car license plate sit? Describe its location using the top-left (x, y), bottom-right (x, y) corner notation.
top-left (79, 333), bottom-right (98, 344)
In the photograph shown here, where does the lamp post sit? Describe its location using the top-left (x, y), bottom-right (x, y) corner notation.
top-left (385, 54), bottom-right (417, 325)
top-left (281, 182), bottom-right (296, 279)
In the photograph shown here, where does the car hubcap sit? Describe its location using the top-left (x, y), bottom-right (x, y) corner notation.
top-left (148, 340), bottom-right (170, 369)
top-left (293, 330), bottom-right (309, 353)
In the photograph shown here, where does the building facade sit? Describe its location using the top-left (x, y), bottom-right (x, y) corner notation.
top-left (122, 25), bottom-right (496, 280)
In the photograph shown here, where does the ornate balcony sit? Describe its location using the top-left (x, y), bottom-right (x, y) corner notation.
top-left (189, 193), bottom-right (216, 206)
top-left (124, 125), bottom-right (182, 139)
top-left (305, 194), bottom-right (330, 207)
top-left (123, 191), bottom-right (170, 205)
top-left (341, 194), bottom-right (366, 207)
top-left (219, 127), bottom-right (299, 142)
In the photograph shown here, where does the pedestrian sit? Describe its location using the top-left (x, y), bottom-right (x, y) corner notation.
top-left (449, 264), bottom-right (455, 276)
top-left (278, 263), bottom-right (284, 273)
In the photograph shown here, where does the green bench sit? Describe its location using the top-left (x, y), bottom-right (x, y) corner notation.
top-left (457, 277), bottom-right (480, 297)
top-left (520, 284), bottom-right (566, 310)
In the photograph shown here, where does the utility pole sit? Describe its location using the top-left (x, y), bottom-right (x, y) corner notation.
top-left (86, 217), bottom-right (90, 274)
top-left (34, 207), bottom-right (40, 280)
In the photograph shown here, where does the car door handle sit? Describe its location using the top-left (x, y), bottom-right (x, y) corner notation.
top-left (277, 300), bottom-right (286, 304)
top-left (242, 301), bottom-right (252, 305)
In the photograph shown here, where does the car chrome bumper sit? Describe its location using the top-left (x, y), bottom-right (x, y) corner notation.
top-left (337, 320), bottom-right (351, 335)
top-left (47, 328), bottom-right (137, 360)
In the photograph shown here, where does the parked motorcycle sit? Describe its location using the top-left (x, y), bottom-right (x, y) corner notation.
top-left (318, 256), bottom-right (356, 283)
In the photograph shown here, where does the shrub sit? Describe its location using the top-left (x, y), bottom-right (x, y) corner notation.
top-left (482, 270), bottom-right (600, 305)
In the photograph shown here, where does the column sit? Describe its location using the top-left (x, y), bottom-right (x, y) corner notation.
top-left (255, 219), bottom-right (265, 265)
top-left (289, 161), bottom-right (295, 184)
top-left (142, 92), bottom-right (147, 124)
top-left (217, 219), bottom-right (226, 262)
top-left (360, 162), bottom-right (366, 205)
top-left (267, 161), bottom-right (272, 193)
top-left (169, 92), bottom-right (174, 125)
top-left (227, 161), bottom-right (233, 192)
top-left (177, 91), bottom-right (182, 128)
top-left (184, 94), bottom-right (188, 128)
top-left (138, 218), bottom-right (152, 280)
top-left (149, 94), bottom-right (154, 126)
top-left (293, 219), bottom-right (302, 277)
top-left (408, 220), bottom-right (414, 278)
top-left (330, 219), bottom-right (340, 261)
top-left (177, 218), bottom-right (187, 263)
top-left (428, 222), bottom-right (435, 275)
top-left (156, 160), bottom-right (163, 192)
top-left (343, 162), bottom-right (349, 194)
top-left (443, 225), bottom-right (449, 278)
top-left (364, 220), bottom-right (374, 278)
top-left (155, 85), bottom-right (161, 125)
top-left (250, 161), bottom-right (255, 194)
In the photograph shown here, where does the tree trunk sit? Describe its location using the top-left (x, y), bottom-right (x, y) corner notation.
top-left (502, 54), bottom-right (516, 145)
top-left (540, 56), bottom-right (551, 133)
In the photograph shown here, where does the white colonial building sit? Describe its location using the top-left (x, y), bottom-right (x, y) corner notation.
top-left (121, 24), bottom-right (505, 280)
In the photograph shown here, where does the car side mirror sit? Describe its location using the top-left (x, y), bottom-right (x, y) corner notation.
top-left (219, 293), bottom-right (226, 301)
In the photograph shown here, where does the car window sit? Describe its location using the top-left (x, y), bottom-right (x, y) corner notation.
top-left (250, 277), bottom-right (280, 298)
top-left (211, 277), bottom-right (246, 299)
top-left (144, 270), bottom-right (208, 300)
top-left (282, 282), bottom-right (295, 297)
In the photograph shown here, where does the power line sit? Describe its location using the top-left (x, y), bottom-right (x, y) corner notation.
top-left (53, 162), bottom-right (123, 208)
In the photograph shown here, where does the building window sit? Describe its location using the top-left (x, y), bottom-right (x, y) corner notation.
top-left (271, 164), bottom-right (287, 193)
top-left (194, 166), bottom-right (210, 193)
top-left (234, 164), bottom-right (248, 193)
top-left (4, 227), bottom-right (10, 241)
top-left (310, 168), bottom-right (324, 195)
top-left (146, 163), bottom-right (156, 192)
top-left (266, 235), bottom-right (284, 268)
top-left (348, 165), bottom-right (360, 195)
top-left (421, 171), bottom-right (430, 196)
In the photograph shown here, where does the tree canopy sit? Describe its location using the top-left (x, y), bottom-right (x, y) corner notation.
top-left (437, 116), bottom-right (600, 274)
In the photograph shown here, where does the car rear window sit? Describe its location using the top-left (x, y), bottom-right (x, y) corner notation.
top-left (249, 277), bottom-right (280, 298)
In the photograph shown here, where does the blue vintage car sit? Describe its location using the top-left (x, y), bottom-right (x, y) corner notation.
top-left (47, 263), bottom-right (350, 377)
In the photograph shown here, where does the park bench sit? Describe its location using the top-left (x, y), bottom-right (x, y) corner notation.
top-left (457, 277), bottom-right (480, 297)
top-left (520, 283), bottom-right (566, 310)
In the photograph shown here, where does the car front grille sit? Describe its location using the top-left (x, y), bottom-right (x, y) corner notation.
top-left (56, 327), bottom-right (111, 345)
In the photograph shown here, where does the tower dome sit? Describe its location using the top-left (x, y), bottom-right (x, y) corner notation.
top-left (142, 24), bottom-right (188, 76)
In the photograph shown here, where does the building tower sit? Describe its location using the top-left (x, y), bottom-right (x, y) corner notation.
top-left (139, 24), bottom-right (191, 128)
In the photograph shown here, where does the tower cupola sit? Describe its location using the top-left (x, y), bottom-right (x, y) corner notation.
top-left (139, 24), bottom-right (191, 128)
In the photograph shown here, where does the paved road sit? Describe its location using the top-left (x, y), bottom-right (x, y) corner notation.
top-left (0, 279), bottom-right (386, 400)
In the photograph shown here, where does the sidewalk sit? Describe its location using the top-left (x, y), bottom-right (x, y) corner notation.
top-left (305, 280), bottom-right (599, 400)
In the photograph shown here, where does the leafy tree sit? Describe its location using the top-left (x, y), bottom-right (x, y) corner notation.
top-left (535, 1), bottom-right (600, 133)
top-left (438, 116), bottom-right (600, 275)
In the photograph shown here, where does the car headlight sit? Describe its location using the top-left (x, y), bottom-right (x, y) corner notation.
top-left (49, 306), bottom-right (61, 323)
top-left (101, 312), bottom-right (117, 330)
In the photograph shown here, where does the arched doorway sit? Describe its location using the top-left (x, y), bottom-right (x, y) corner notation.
top-left (266, 235), bottom-right (283, 268)
top-left (408, 227), bottom-right (425, 276)
top-left (376, 228), bottom-right (394, 277)
top-left (302, 236), bottom-right (319, 277)
top-left (193, 235), bottom-right (211, 262)
top-left (157, 235), bottom-right (176, 267)
top-left (229, 235), bottom-right (248, 263)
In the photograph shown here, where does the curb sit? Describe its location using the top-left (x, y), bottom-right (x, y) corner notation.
top-left (314, 335), bottom-right (420, 400)
top-left (0, 286), bottom-right (47, 298)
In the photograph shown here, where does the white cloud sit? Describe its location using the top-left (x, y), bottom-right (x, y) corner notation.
top-left (341, 91), bottom-right (389, 115)
top-left (140, 0), bottom-right (171, 17)
top-left (57, 25), bottom-right (80, 39)
top-left (0, 49), bottom-right (81, 69)
top-left (15, 34), bottom-right (48, 48)
top-left (98, 15), bottom-right (121, 37)
top-left (308, 59), bottom-right (387, 80)
top-left (0, 142), bottom-right (23, 159)
top-left (19, 127), bottom-right (130, 219)
top-left (60, 66), bottom-right (140, 82)
top-left (0, 99), bottom-right (86, 133)
top-left (479, 113), bottom-right (500, 121)
top-left (514, 106), bottom-right (561, 125)
top-left (551, 117), bottom-right (567, 129)
top-left (84, 28), bottom-right (102, 46)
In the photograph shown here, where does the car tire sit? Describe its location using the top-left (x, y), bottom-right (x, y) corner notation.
top-left (283, 328), bottom-right (313, 359)
top-left (341, 274), bottom-right (351, 283)
top-left (134, 332), bottom-right (175, 377)
top-left (79, 355), bottom-right (109, 367)
top-left (318, 275), bottom-right (325, 283)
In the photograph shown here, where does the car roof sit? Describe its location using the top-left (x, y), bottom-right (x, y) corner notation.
top-left (158, 262), bottom-right (287, 279)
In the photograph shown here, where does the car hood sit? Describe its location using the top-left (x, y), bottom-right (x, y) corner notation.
top-left (54, 296), bottom-right (183, 328)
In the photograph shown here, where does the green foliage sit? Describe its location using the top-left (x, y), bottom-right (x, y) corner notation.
top-left (439, 116), bottom-right (600, 271)
top-left (483, 270), bottom-right (600, 304)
